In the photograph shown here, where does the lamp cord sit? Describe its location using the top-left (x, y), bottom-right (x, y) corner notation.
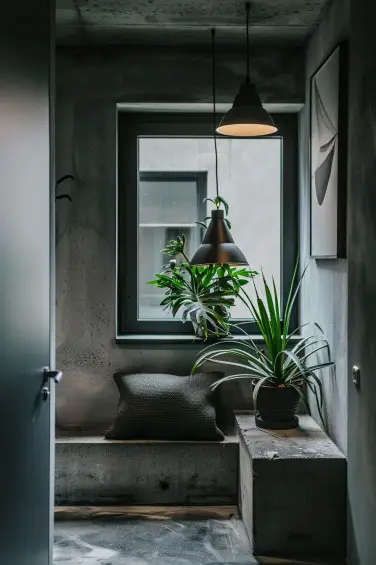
top-left (246, 2), bottom-right (251, 83)
top-left (211, 28), bottom-right (219, 200)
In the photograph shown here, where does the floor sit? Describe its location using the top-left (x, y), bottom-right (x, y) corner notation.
top-left (54, 518), bottom-right (254, 565)
top-left (54, 518), bottom-right (344, 565)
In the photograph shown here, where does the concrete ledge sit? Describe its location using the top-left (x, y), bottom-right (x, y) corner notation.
top-left (55, 436), bottom-right (238, 506)
top-left (236, 414), bottom-right (346, 559)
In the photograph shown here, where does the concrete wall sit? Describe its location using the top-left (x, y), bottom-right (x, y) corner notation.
top-left (347, 0), bottom-right (376, 561)
top-left (299, 0), bottom-right (349, 455)
top-left (55, 437), bottom-right (238, 505)
top-left (55, 45), bottom-right (304, 432)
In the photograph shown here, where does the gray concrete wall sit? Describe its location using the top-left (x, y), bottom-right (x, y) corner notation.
top-left (299, 0), bottom-right (349, 455)
top-left (347, 0), bottom-right (376, 562)
top-left (55, 45), bottom-right (304, 432)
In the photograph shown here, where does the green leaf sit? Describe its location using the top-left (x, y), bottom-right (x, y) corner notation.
top-left (306, 361), bottom-right (335, 372)
top-left (196, 221), bottom-right (208, 230)
top-left (210, 373), bottom-right (256, 390)
top-left (215, 195), bottom-right (229, 215)
top-left (253, 376), bottom-right (272, 411)
top-left (282, 349), bottom-right (307, 380)
top-left (283, 259), bottom-right (308, 346)
top-left (305, 378), bottom-right (326, 428)
top-left (182, 304), bottom-right (200, 322)
top-left (299, 343), bottom-right (331, 364)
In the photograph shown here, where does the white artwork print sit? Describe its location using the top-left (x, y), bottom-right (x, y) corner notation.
top-left (311, 47), bottom-right (340, 258)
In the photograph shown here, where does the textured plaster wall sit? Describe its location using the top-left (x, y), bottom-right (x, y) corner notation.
top-left (347, 0), bottom-right (376, 561)
top-left (299, 0), bottom-right (349, 455)
top-left (55, 45), bottom-right (304, 431)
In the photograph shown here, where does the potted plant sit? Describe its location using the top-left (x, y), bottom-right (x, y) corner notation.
top-left (148, 234), bottom-right (257, 340)
top-left (192, 261), bottom-right (334, 429)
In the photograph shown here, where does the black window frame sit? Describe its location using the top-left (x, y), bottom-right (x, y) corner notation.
top-left (117, 112), bottom-right (298, 340)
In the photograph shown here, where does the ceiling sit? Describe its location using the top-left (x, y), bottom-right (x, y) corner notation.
top-left (56, 0), bottom-right (332, 45)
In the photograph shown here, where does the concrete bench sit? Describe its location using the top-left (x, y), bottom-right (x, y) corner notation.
top-left (55, 435), bottom-right (238, 506)
top-left (236, 413), bottom-right (346, 559)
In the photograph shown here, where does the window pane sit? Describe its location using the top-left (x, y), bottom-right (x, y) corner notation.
top-left (137, 136), bottom-right (281, 322)
top-left (139, 179), bottom-right (198, 224)
top-left (138, 170), bottom-right (204, 321)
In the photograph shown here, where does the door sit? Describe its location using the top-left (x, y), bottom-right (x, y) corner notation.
top-left (0, 1), bottom-right (55, 564)
top-left (348, 0), bottom-right (376, 562)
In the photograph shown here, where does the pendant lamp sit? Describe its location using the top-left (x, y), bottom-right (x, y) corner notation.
top-left (216, 3), bottom-right (277, 137)
top-left (190, 29), bottom-right (248, 267)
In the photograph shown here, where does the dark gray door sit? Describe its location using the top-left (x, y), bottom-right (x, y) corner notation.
top-left (348, 0), bottom-right (376, 562)
top-left (0, 1), bottom-right (55, 564)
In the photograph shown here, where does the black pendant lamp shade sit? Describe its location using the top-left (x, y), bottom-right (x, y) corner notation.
top-left (216, 2), bottom-right (277, 137)
top-left (216, 79), bottom-right (277, 137)
top-left (190, 210), bottom-right (247, 266)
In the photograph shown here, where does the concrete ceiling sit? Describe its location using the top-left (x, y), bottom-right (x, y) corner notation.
top-left (56, 0), bottom-right (332, 45)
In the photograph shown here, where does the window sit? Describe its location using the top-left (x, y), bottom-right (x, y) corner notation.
top-left (117, 112), bottom-right (298, 338)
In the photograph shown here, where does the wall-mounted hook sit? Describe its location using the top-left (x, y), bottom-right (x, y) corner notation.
top-left (56, 174), bottom-right (75, 202)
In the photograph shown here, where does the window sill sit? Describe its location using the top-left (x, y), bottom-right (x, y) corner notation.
top-left (115, 334), bottom-right (303, 346)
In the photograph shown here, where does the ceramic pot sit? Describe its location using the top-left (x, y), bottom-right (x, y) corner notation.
top-left (253, 381), bottom-right (302, 430)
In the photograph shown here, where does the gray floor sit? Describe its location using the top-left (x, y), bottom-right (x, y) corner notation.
top-left (54, 518), bottom-right (254, 565)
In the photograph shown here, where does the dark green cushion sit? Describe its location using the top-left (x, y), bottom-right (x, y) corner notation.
top-left (105, 372), bottom-right (225, 441)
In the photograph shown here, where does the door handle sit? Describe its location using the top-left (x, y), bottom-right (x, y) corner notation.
top-left (44, 368), bottom-right (63, 383)
top-left (41, 368), bottom-right (63, 402)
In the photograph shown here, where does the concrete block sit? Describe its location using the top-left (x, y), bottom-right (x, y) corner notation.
top-left (55, 436), bottom-right (238, 506)
top-left (236, 413), bottom-right (346, 559)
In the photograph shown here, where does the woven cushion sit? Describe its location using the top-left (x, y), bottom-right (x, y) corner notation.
top-left (105, 372), bottom-right (225, 441)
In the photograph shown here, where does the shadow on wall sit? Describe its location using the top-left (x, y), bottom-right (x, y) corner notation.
top-left (55, 345), bottom-right (253, 435)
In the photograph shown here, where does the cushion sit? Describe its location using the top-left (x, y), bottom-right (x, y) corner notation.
top-left (105, 372), bottom-right (225, 441)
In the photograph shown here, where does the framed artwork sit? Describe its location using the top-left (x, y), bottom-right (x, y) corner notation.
top-left (310, 43), bottom-right (348, 258)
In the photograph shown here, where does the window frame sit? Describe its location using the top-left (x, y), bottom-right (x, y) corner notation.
top-left (117, 112), bottom-right (298, 340)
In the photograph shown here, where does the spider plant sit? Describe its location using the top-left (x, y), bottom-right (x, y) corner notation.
top-left (148, 234), bottom-right (257, 339)
top-left (192, 260), bottom-right (334, 426)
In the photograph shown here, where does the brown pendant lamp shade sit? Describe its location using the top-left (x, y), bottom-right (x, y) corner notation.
top-left (217, 2), bottom-right (277, 138)
top-left (190, 210), bottom-right (247, 266)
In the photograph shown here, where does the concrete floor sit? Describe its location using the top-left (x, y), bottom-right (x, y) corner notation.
top-left (54, 517), bottom-right (253, 564)
top-left (54, 518), bottom-right (344, 565)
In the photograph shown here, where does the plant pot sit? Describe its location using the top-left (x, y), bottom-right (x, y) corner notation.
top-left (253, 381), bottom-right (301, 430)
top-left (189, 307), bottom-right (230, 339)
top-left (189, 311), bottom-right (205, 338)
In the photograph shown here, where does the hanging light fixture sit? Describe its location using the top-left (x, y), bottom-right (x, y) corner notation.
top-left (190, 29), bottom-right (248, 267)
top-left (216, 2), bottom-right (277, 137)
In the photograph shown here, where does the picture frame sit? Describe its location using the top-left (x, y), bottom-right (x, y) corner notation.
top-left (310, 43), bottom-right (348, 259)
